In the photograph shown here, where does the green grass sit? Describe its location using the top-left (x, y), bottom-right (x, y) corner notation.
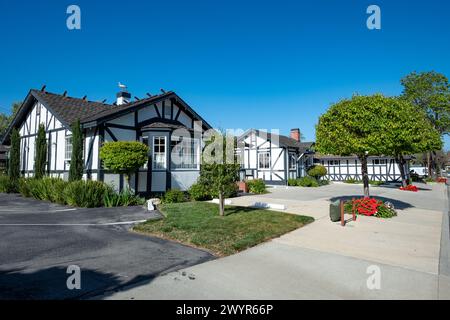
top-left (134, 202), bottom-right (314, 256)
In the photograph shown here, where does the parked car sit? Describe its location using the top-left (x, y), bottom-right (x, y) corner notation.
top-left (410, 166), bottom-right (427, 178)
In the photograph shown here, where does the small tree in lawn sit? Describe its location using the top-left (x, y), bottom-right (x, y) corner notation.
top-left (316, 95), bottom-right (391, 198)
top-left (8, 128), bottom-right (21, 181)
top-left (200, 131), bottom-right (240, 216)
top-left (100, 141), bottom-right (149, 192)
top-left (34, 124), bottom-right (47, 179)
top-left (69, 119), bottom-right (84, 182)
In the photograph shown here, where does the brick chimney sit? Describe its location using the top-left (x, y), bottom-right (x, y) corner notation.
top-left (290, 128), bottom-right (301, 142)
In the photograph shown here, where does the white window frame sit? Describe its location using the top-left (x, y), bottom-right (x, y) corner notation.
top-left (152, 136), bottom-right (167, 170)
top-left (170, 137), bottom-right (199, 170)
top-left (258, 152), bottom-right (271, 170)
top-left (65, 136), bottom-right (73, 161)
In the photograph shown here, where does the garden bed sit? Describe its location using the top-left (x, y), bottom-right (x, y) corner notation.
top-left (134, 202), bottom-right (314, 256)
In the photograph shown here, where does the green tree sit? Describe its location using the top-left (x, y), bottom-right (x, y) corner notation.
top-left (200, 131), bottom-right (240, 216)
top-left (381, 98), bottom-right (442, 187)
top-left (99, 141), bottom-right (149, 192)
top-left (0, 102), bottom-right (21, 140)
top-left (69, 119), bottom-right (84, 182)
top-left (401, 71), bottom-right (450, 176)
top-left (8, 128), bottom-right (21, 181)
top-left (316, 95), bottom-right (393, 197)
top-left (34, 124), bottom-right (47, 179)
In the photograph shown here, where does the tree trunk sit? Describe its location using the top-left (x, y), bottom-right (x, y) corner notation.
top-left (396, 155), bottom-right (408, 187)
top-left (360, 155), bottom-right (370, 198)
top-left (427, 151), bottom-right (433, 178)
top-left (218, 192), bottom-right (225, 216)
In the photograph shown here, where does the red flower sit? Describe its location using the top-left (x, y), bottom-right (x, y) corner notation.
top-left (352, 197), bottom-right (382, 216)
top-left (400, 185), bottom-right (418, 192)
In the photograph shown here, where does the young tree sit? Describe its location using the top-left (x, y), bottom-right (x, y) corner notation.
top-left (200, 131), bottom-right (240, 216)
top-left (99, 141), bottom-right (149, 192)
top-left (307, 165), bottom-right (327, 181)
top-left (0, 102), bottom-right (21, 141)
top-left (69, 119), bottom-right (84, 182)
top-left (381, 98), bottom-right (442, 187)
top-left (8, 128), bottom-right (21, 181)
top-left (316, 95), bottom-right (393, 197)
top-left (401, 71), bottom-right (450, 176)
top-left (34, 124), bottom-right (47, 179)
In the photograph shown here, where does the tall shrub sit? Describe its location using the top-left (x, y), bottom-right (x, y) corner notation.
top-left (34, 124), bottom-right (47, 179)
top-left (69, 119), bottom-right (84, 182)
top-left (100, 141), bottom-right (149, 192)
top-left (8, 128), bottom-right (21, 181)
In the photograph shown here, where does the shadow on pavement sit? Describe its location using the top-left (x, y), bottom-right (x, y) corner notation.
top-left (0, 266), bottom-right (160, 300)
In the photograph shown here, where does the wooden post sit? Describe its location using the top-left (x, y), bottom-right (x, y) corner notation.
top-left (352, 197), bottom-right (357, 221)
top-left (340, 200), bottom-right (345, 226)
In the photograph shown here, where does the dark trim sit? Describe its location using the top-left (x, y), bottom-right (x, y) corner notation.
top-left (166, 131), bottom-right (172, 190)
top-left (98, 126), bottom-right (105, 182)
top-left (154, 104), bottom-right (162, 118)
top-left (104, 126), bottom-right (118, 142)
top-left (85, 127), bottom-right (99, 179)
top-left (104, 123), bottom-right (136, 130)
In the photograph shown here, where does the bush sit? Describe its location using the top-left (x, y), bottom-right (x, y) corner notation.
top-left (162, 189), bottom-right (187, 204)
top-left (297, 176), bottom-right (319, 187)
top-left (307, 165), bottom-right (327, 180)
top-left (344, 198), bottom-right (397, 218)
top-left (104, 188), bottom-right (146, 207)
top-left (369, 180), bottom-right (384, 186)
top-left (0, 175), bottom-right (17, 193)
top-left (246, 179), bottom-right (267, 194)
top-left (64, 180), bottom-right (112, 208)
top-left (287, 178), bottom-right (298, 186)
top-left (188, 182), bottom-right (212, 201)
top-left (18, 178), bottom-right (32, 197)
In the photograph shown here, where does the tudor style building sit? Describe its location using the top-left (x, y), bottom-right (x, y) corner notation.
top-left (237, 129), bottom-right (315, 185)
top-left (1, 87), bottom-right (212, 193)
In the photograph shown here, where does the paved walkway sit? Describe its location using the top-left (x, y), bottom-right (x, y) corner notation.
top-left (102, 183), bottom-right (450, 300)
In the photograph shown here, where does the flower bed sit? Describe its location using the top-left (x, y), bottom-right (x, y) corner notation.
top-left (437, 177), bottom-right (448, 184)
top-left (400, 184), bottom-right (418, 192)
top-left (344, 197), bottom-right (397, 218)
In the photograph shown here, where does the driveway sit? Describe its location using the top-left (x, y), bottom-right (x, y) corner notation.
top-left (0, 194), bottom-right (213, 300)
top-left (103, 182), bottom-right (450, 300)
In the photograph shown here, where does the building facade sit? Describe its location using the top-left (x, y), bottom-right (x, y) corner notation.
top-left (1, 88), bottom-right (212, 194)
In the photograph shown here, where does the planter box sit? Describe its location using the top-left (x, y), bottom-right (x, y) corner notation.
top-left (237, 181), bottom-right (248, 193)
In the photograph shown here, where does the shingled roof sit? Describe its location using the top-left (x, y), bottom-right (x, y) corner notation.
top-left (31, 90), bottom-right (114, 125)
top-left (2, 88), bottom-right (212, 144)
top-left (239, 129), bottom-right (314, 153)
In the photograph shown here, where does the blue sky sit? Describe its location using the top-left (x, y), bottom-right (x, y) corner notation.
top-left (0, 0), bottom-right (449, 148)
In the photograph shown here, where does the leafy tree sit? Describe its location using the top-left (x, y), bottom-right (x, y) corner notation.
top-left (99, 141), bottom-right (149, 192)
top-left (200, 131), bottom-right (240, 216)
top-left (34, 124), bottom-right (47, 179)
top-left (381, 98), bottom-right (442, 187)
top-left (401, 71), bottom-right (450, 176)
top-left (8, 128), bottom-right (21, 181)
top-left (69, 119), bottom-right (84, 182)
top-left (0, 102), bottom-right (21, 141)
top-left (316, 95), bottom-right (393, 197)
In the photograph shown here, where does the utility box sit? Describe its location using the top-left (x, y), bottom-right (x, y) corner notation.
top-left (329, 200), bottom-right (342, 222)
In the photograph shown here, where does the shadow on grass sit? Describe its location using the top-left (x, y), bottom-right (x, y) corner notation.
top-left (329, 195), bottom-right (414, 210)
top-left (224, 205), bottom-right (257, 216)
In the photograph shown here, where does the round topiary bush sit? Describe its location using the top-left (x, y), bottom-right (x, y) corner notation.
top-left (307, 165), bottom-right (327, 180)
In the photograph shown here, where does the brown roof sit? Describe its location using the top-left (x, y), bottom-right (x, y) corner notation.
top-left (31, 90), bottom-right (114, 125)
top-left (239, 129), bottom-right (314, 153)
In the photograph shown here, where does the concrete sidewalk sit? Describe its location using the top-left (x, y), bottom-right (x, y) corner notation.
top-left (101, 183), bottom-right (450, 300)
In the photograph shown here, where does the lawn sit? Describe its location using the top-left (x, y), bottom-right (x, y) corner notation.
top-left (134, 202), bottom-right (314, 256)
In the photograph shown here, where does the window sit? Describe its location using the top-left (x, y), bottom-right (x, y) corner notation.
top-left (170, 137), bottom-right (199, 170)
top-left (289, 154), bottom-right (297, 170)
top-left (65, 136), bottom-right (72, 161)
top-left (36, 104), bottom-right (41, 116)
top-left (373, 159), bottom-right (386, 165)
top-left (153, 136), bottom-right (166, 170)
top-left (328, 160), bottom-right (340, 166)
top-left (258, 152), bottom-right (270, 169)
